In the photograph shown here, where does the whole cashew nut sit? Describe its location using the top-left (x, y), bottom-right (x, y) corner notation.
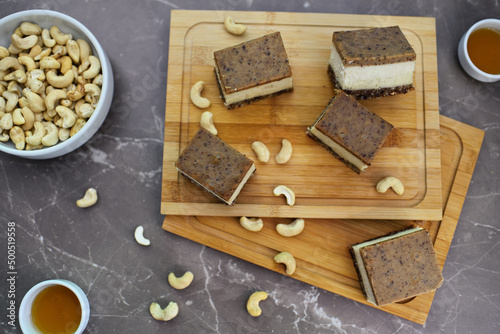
top-left (70, 118), bottom-right (86, 137)
top-left (20, 107), bottom-right (35, 131)
top-left (18, 56), bottom-right (37, 71)
top-left (376, 176), bottom-right (405, 196)
top-left (4, 69), bottom-right (27, 84)
top-left (11, 34), bottom-right (38, 50)
top-left (134, 225), bottom-right (151, 246)
top-left (274, 251), bottom-right (296, 275)
top-left (239, 217), bottom-right (264, 232)
top-left (84, 83), bottom-right (100, 107)
top-left (58, 55), bottom-right (72, 74)
top-left (12, 108), bottom-right (25, 125)
top-left (41, 29), bottom-right (56, 48)
top-left (77, 39), bottom-right (92, 61)
top-left (3, 91), bottom-right (19, 113)
top-left (246, 291), bottom-right (268, 317)
top-left (0, 46), bottom-right (9, 59)
top-left (49, 26), bottom-right (72, 45)
top-left (46, 69), bottom-right (74, 88)
top-left (150, 302), bottom-right (178, 321)
top-left (275, 139), bottom-right (292, 164)
top-left (76, 188), bottom-right (98, 208)
top-left (0, 57), bottom-right (24, 71)
top-left (273, 185), bottom-right (295, 206)
top-left (39, 56), bottom-right (61, 70)
top-left (168, 271), bottom-right (194, 290)
top-left (76, 103), bottom-right (94, 119)
top-left (0, 113), bottom-right (13, 130)
top-left (45, 89), bottom-right (68, 111)
top-left (224, 16), bottom-right (247, 35)
top-left (276, 218), bottom-right (305, 237)
top-left (66, 40), bottom-right (80, 64)
top-left (82, 55), bottom-right (101, 80)
top-left (58, 127), bottom-right (70, 142)
top-left (200, 111), bottom-right (217, 135)
top-left (9, 126), bottom-right (25, 150)
top-left (251, 141), bottom-right (270, 163)
top-left (26, 121), bottom-right (45, 146)
top-left (19, 22), bottom-right (42, 36)
top-left (25, 90), bottom-right (46, 113)
top-left (190, 80), bottom-right (210, 109)
top-left (55, 105), bottom-right (77, 128)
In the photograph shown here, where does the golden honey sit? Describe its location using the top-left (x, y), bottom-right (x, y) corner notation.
top-left (467, 27), bottom-right (500, 74)
top-left (31, 285), bottom-right (82, 334)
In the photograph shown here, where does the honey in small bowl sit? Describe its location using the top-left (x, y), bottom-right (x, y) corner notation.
top-left (467, 27), bottom-right (500, 74)
top-left (31, 285), bottom-right (82, 334)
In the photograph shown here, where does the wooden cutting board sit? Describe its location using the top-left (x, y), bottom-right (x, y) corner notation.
top-left (162, 115), bottom-right (484, 324)
top-left (161, 10), bottom-right (443, 220)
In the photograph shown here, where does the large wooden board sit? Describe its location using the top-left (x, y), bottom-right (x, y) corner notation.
top-left (162, 115), bottom-right (484, 324)
top-left (161, 10), bottom-right (442, 219)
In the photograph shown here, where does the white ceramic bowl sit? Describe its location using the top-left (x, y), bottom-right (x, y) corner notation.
top-left (0, 10), bottom-right (113, 159)
top-left (19, 279), bottom-right (90, 334)
top-left (458, 18), bottom-right (500, 82)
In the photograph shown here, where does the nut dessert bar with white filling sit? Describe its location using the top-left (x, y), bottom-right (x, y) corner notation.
top-left (328, 26), bottom-right (416, 100)
top-left (306, 91), bottom-right (394, 173)
top-left (174, 128), bottom-right (256, 205)
top-left (213, 31), bottom-right (293, 109)
top-left (350, 226), bottom-right (444, 307)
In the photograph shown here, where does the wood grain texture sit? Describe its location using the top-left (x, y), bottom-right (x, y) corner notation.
top-left (161, 10), bottom-right (443, 219)
top-left (162, 115), bottom-right (484, 324)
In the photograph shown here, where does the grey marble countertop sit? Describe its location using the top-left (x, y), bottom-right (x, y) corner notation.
top-left (1, 1), bottom-right (499, 333)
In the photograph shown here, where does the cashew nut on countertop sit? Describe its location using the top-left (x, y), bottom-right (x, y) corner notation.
top-left (150, 302), bottom-right (178, 321)
top-left (273, 185), bottom-right (295, 206)
top-left (276, 218), bottom-right (305, 237)
top-left (246, 291), bottom-right (268, 317)
top-left (251, 141), bottom-right (270, 163)
top-left (190, 80), bottom-right (211, 109)
top-left (240, 216), bottom-right (264, 232)
top-left (168, 271), bottom-right (194, 290)
top-left (200, 111), bottom-right (217, 135)
top-left (275, 139), bottom-right (292, 164)
top-left (76, 188), bottom-right (98, 208)
top-left (274, 251), bottom-right (296, 275)
top-left (224, 16), bottom-right (247, 35)
top-left (376, 176), bottom-right (404, 196)
top-left (134, 225), bottom-right (150, 246)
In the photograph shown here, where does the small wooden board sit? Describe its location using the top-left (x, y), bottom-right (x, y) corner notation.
top-left (161, 10), bottom-right (442, 219)
top-left (162, 115), bottom-right (484, 324)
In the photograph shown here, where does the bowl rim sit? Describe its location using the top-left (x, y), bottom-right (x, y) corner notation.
top-left (460, 18), bottom-right (500, 80)
top-left (0, 9), bottom-right (111, 158)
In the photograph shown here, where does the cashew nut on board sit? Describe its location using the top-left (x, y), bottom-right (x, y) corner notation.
top-left (251, 141), bottom-right (270, 163)
top-left (149, 302), bottom-right (178, 321)
top-left (275, 139), bottom-right (292, 164)
top-left (276, 218), bottom-right (305, 237)
top-left (274, 251), bottom-right (296, 275)
top-left (190, 81), bottom-right (211, 109)
top-left (168, 271), bottom-right (194, 290)
top-left (246, 291), bottom-right (268, 317)
top-left (239, 216), bottom-right (264, 232)
top-left (273, 185), bottom-right (295, 206)
top-left (376, 176), bottom-right (405, 196)
top-left (76, 188), bottom-right (98, 208)
top-left (200, 111), bottom-right (217, 135)
top-left (224, 16), bottom-right (247, 35)
top-left (134, 225), bottom-right (150, 246)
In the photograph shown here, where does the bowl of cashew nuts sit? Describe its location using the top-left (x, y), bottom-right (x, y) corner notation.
top-left (0, 10), bottom-right (113, 159)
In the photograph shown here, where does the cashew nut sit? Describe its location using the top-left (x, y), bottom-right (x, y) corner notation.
top-left (246, 291), bottom-right (267, 317)
top-left (274, 251), bottom-right (296, 275)
top-left (134, 225), bottom-right (151, 246)
top-left (0, 113), bottom-right (13, 130)
top-left (55, 105), bottom-right (77, 128)
top-left (2, 91), bottom-right (18, 113)
top-left (70, 118), bottom-right (86, 137)
top-left (66, 40), bottom-right (80, 64)
top-left (4, 69), bottom-right (27, 84)
top-left (58, 55), bottom-right (72, 74)
top-left (149, 302), bottom-right (178, 321)
top-left (224, 16), bottom-right (247, 35)
top-left (39, 56), bottom-right (61, 70)
top-left (49, 26), bottom-right (72, 45)
top-left (12, 108), bottom-right (24, 125)
top-left (0, 46), bottom-right (9, 59)
top-left (8, 44), bottom-right (23, 55)
top-left (76, 103), bottom-right (94, 119)
top-left (168, 271), bottom-right (194, 290)
top-left (46, 69), bottom-right (74, 88)
top-left (58, 127), bottom-right (70, 142)
top-left (20, 107), bottom-right (35, 131)
top-left (0, 57), bottom-right (23, 71)
top-left (26, 121), bottom-right (46, 146)
top-left (81, 55), bottom-right (100, 80)
top-left (11, 34), bottom-right (38, 50)
top-left (0, 131), bottom-right (9, 142)
top-left (84, 83), bottom-right (100, 107)
top-left (251, 141), bottom-right (270, 163)
top-left (41, 29), bottom-right (56, 48)
top-left (41, 122), bottom-right (58, 146)
top-left (76, 188), bottom-right (98, 208)
top-left (18, 56), bottom-right (37, 71)
top-left (45, 89), bottom-right (68, 111)
top-left (376, 176), bottom-right (405, 196)
top-left (276, 218), bottom-right (305, 237)
top-left (77, 39), bottom-right (92, 61)
top-left (92, 74), bottom-right (103, 86)
top-left (25, 90), bottom-right (46, 113)
top-left (190, 80), bottom-right (210, 109)
top-left (200, 111), bottom-right (217, 135)
top-left (275, 139), bottom-right (292, 164)
top-left (273, 185), bottom-right (295, 206)
top-left (19, 22), bottom-right (42, 36)
top-left (239, 217), bottom-right (264, 232)
top-left (68, 84), bottom-right (85, 101)
top-left (33, 47), bottom-right (51, 61)
top-left (9, 126), bottom-right (25, 150)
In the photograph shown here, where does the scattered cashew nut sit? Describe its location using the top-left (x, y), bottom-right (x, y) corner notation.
top-left (224, 16), bottom-right (247, 35)
top-left (276, 218), bottom-right (305, 237)
top-left (76, 188), bottom-right (98, 208)
top-left (274, 251), bottom-right (296, 275)
top-left (190, 80), bottom-right (210, 109)
top-left (239, 216), bottom-right (264, 232)
top-left (251, 141), bottom-right (270, 163)
top-left (376, 176), bottom-right (404, 196)
top-left (273, 185), bottom-right (295, 206)
top-left (168, 271), bottom-right (194, 290)
top-left (150, 302), bottom-right (178, 321)
top-left (200, 111), bottom-right (217, 135)
top-left (134, 225), bottom-right (150, 246)
top-left (275, 139), bottom-right (292, 164)
top-left (246, 291), bottom-right (267, 317)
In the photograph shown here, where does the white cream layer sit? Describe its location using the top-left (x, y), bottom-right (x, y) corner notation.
top-left (308, 126), bottom-right (368, 172)
top-left (329, 46), bottom-right (415, 91)
top-left (351, 227), bottom-right (423, 305)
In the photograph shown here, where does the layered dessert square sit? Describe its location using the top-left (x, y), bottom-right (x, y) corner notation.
top-left (174, 128), bottom-right (256, 205)
top-left (350, 226), bottom-right (444, 307)
top-left (328, 26), bottom-right (416, 100)
top-left (306, 91), bottom-right (394, 173)
top-left (214, 31), bottom-right (293, 109)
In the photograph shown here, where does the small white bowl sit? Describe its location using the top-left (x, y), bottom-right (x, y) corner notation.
top-left (0, 10), bottom-right (113, 159)
top-left (19, 279), bottom-right (90, 334)
top-left (458, 18), bottom-right (500, 82)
